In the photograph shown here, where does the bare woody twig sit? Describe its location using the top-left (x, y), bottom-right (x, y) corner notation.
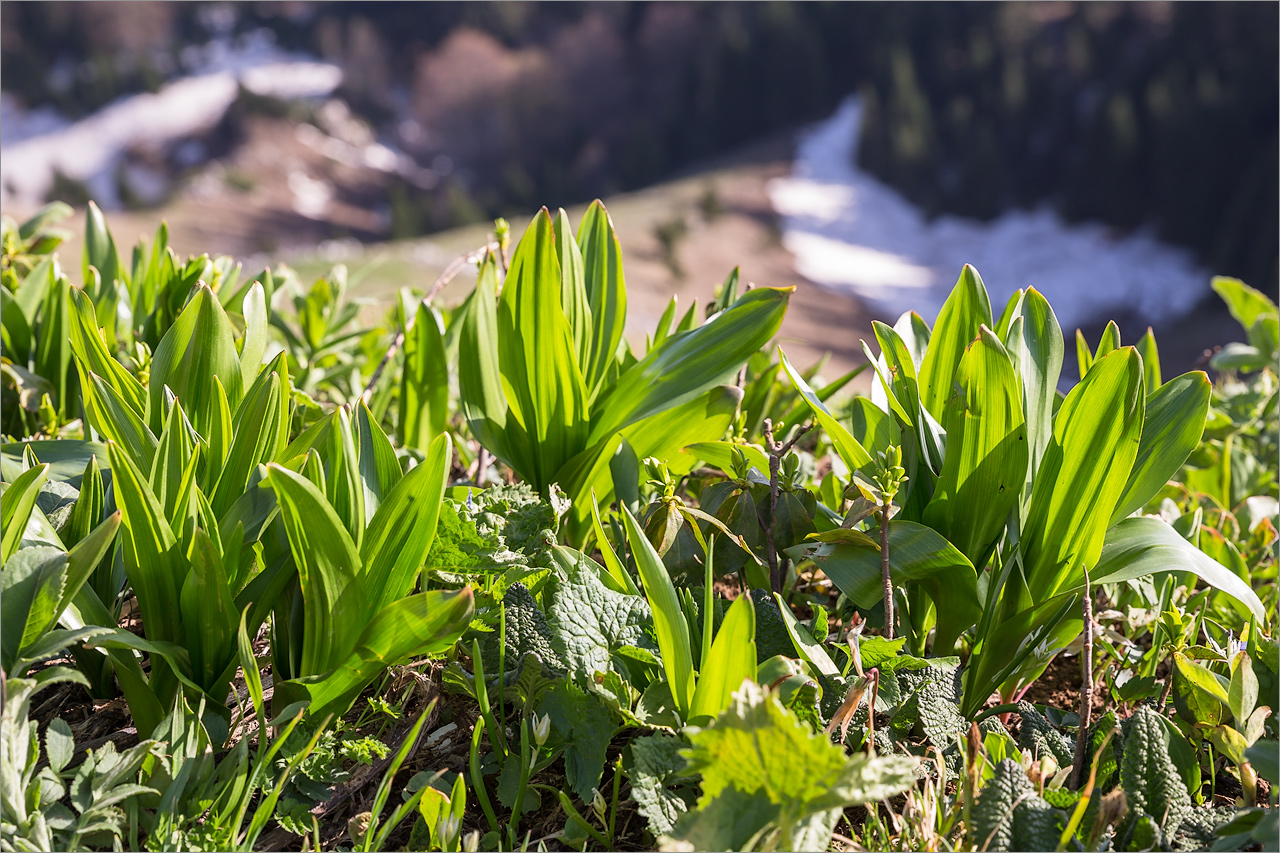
top-left (359, 241), bottom-right (498, 406)
top-left (1072, 567), bottom-right (1095, 790)
top-left (880, 501), bottom-right (894, 641)
top-left (763, 418), bottom-right (814, 593)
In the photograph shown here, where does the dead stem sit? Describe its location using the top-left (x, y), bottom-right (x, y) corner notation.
top-left (359, 241), bottom-right (498, 406)
top-left (763, 418), bottom-right (814, 593)
top-left (1072, 567), bottom-right (1094, 790)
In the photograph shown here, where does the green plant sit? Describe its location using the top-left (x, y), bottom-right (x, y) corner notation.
top-left (271, 264), bottom-right (386, 407)
top-left (265, 431), bottom-right (475, 720)
top-left (623, 511), bottom-right (758, 726)
top-left (0, 461), bottom-right (120, 677)
top-left (784, 266), bottom-right (1265, 715)
top-left (661, 680), bottom-right (918, 851)
top-left (1, 202), bottom-right (73, 280)
top-left (1, 672), bottom-right (159, 852)
top-left (458, 202), bottom-right (790, 541)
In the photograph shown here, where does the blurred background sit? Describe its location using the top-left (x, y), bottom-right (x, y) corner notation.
top-left (2, 1), bottom-right (1276, 378)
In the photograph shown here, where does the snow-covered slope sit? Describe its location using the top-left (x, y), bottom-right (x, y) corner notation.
top-left (768, 97), bottom-right (1210, 336)
top-left (0, 31), bottom-right (341, 210)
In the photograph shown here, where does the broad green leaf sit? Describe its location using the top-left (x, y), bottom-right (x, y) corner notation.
top-left (545, 554), bottom-right (654, 679)
top-left (498, 208), bottom-right (590, 489)
top-left (1, 546), bottom-right (66, 672)
top-left (58, 510), bottom-right (120, 619)
top-left (994, 289), bottom-right (1024, 341)
top-left (34, 275), bottom-right (71, 417)
top-left (1019, 347), bottom-right (1144, 603)
top-left (108, 441), bottom-right (184, 645)
top-left (1211, 342), bottom-right (1271, 374)
top-left (1212, 276), bottom-right (1277, 332)
top-left (1249, 312), bottom-right (1279, 362)
top-left (1094, 320), bottom-right (1121, 362)
top-left (1172, 651), bottom-right (1229, 727)
top-left (1, 284), bottom-right (31, 361)
top-left (62, 454), bottom-right (104, 549)
top-left (210, 355), bottom-right (289, 519)
top-left (652, 295), bottom-right (680, 349)
top-left (1003, 288), bottom-right (1063, 515)
top-left (865, 338), bottom-right (916, 425)
top-left (590, 491), bottom-right (639, 595)
top-left (148, 283), bottom-right (244, 436)
top-left (661, 787), bottom-right (779, 852)
top-left (848, 397), bottom-right (901, 461)
top-left (689, 596), bottom-right (757, 724)
top-left (771, 591), bottom-right (840, 678)
top-left (555, 208), bottom-right (591, 366)
top-left (149, 399), bottom-right (197, 529)
top-left (918, 264), bottom-right (992, 421)
top-left (1109, 371), bottom-right (1210, 525)
top-left (79, 369), bottom-right (158, 473)
top-left (872, 320), bottom-right (924, 428)
top-left (804, 520), bottom-right (980, 652)
top-left (2, 463), bottom-right (48, 562)
top-left (561, 386), bottom-right (742, 540)
top-left (588, 286), bottom-right (791, 445)
top-left (778, 347), bottom-right (872, 470)
top-left (399, 301), bottom-right (449, 452)
top-left (577, 201), bottom-right (627, 400)
top-left (68, 288), bottom-right (146, 414)
top-left (1136, 327), bottom-right (1162, 390)
top-left (680, 441), bottom-right (770, 478)
top-left (275, 588), bottom-right (473, 721)
top-left (1229, 653), bottom-right (1258, 724)
top-left (17, 201), bottom-right (71, 246)
top-left (681, 679), bottom-right (916, 833)
top-left (179, 527), bottom-right (237, 695)
top-left (923, 327), bottom-right (1027, 568)
top-left (0, 440), bottom-right (110, 487)
top-left (1089, 517), bottom-right (1265, 623)
top-left (239, 282), bottom-right (268, 387)
top-left (15, 256), bottom-right (54, 324)
top-left (457, 252), bottom-right (513, 466)
top-left (629, 734), bottom-right (692, 835)
top-left (325, 406), bottom-right (365, 544)
top-left (683, 680), bottom-right (848, 806)
top-left (1075, 329), bottom-right (1093, 378)
top-left (205, 377), bottom-right (233, 490)
top-left (894, 310), bottom-right (932, 370)
top-left (362, 432), bottom-right (450, 612)
top-left (83, 201), bottom-right (122, 291)
top-left (674, 299), bottom-right (699, 334)
top-left (355, 401), bottom-right (403, 518)
top-left (623, 505), bottom-right (694, 717)
top-left (960, 589), bottom-right (1080, 718)
top-left (265, 464), bottom-right (364, 676)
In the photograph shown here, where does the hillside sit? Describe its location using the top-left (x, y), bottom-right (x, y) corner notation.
top-left (39, 124), bottom-right (878, 385)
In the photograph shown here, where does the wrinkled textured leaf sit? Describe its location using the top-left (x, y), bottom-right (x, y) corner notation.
top-left (545, 555), bottom-right (655, 682)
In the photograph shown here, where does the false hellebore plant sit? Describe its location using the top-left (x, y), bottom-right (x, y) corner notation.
top-left (784, 265), bottom-right (1265, 716)
top-left (33, 271), bottom-right (470, 736)
top-left (457, 202), bottom-right (791, 541)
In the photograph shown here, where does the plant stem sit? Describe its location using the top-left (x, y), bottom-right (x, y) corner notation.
top-left (762, 418), bottom-right (813, 594)
top-left (359, 241), bottom-right (496, 406)
top-left (1071, 568), bottom-right (1094, 790)
top-left (880, 504), bottom-right (894, 640)
top-left (470, 718), bottom-right (501, 834)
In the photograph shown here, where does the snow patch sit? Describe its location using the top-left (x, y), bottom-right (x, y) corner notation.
top-left (0, 31), bottom-right (342, 210)
top-left (768, 97), bottom-right (1210, 335)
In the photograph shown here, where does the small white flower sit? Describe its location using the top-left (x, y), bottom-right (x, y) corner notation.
top-left (532, 713), bottom-right (550, 747)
